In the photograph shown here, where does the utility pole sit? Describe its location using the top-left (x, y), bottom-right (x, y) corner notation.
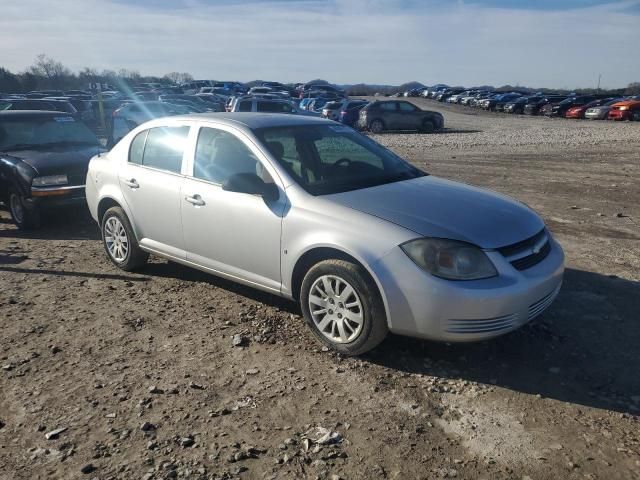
top-left (597, 73), bottom-right (601, 92)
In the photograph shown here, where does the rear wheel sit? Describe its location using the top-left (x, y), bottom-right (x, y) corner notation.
top-left (101, 206), bottom-right (148, 271)
top-left (8, 188), bottom-right (40, 230)
top-left (300, 259), bottom-right (388, 356)
top-left (369, 119), bottom-right (385, 134)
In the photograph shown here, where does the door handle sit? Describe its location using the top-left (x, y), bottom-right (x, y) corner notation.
top-left (123, 178), bottom-right (139, 189)
top-left (185, 194), bottom-right (205, 206)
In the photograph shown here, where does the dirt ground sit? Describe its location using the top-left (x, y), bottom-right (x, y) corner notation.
top-left (1, 100), bottom-right (639, 480)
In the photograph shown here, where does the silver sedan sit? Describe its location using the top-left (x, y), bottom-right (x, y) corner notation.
top-left (86, 113), bottom-right (564, 355)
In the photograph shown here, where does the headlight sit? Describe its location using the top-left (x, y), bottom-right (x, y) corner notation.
top-left (619, 106), bottom-right (629, 111)
top-left (401, 238), bottom-right (498, 281)
top-left (32, 175), bottom-right (68, 187)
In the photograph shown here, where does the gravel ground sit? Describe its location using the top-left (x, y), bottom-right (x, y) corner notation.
top-left (1, 101), bottom-right (639, 480)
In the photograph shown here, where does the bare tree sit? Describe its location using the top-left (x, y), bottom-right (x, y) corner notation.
top-left (28, 54), bottom-right (71, 81)
top-left (625, 82), bottom-right (640, 95)
top-left (164, 72), bottom-right (194, 84)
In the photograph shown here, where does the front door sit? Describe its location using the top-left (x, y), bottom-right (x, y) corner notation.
top-left (180, 125), bottom-right (286, 292)
top-left (118, 125), bottom-right (190, 259)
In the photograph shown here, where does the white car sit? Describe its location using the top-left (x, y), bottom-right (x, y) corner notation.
top-left (86, 114), bottom-right (564, 355)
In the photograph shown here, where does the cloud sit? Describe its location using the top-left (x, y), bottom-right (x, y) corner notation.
top-left (1, 0), bottom-right (638, 88)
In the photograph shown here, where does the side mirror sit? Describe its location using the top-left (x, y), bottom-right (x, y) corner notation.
top-left (222, 172), bottom-right (279, 201)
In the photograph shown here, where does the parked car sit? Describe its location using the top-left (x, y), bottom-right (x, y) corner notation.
top-left (436, 88), bottom-right (465, 102)
top-left (493, 93), bottom-right (523, 112)
top-left (321, 101), bottom-right (344, 121)
top-left (158, 94), bottom-right (213, 111)
top-left (0, 98), bottom-right (78, 115)
top-left (86, 113), bottom-right (564, 355)
top-left (358, 101), bottom-right (444, 133)
top-left (299, 83), bottom-right (345, 98)
top-left (109, 101), bottom-right (189, 146)
top-left (608, 99), bottom-right (640, 120)
top-left (543, 96), bottom-right (599, 117)
top-left (338, 100), bottom-right (369, 126)
top-left (180, 80), bottom-right (213, 95)
top-left (504, 96), bottom-right (541, 114)
top-left (523, 96), bottom-right (567, 115)
top-left (230, 98), bottom-right (308, 114)
top-left (0, 111), bottom-right (105, 228)
top-left (565, 98), bottom-right (615, 119)
top-left (584, 98), bottom-right (627, 120)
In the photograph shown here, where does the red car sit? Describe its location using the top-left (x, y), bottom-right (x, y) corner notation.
top-left (565, 99), bottom-right (613, 119)
top-left (608, 100), bottom-right (640, 120)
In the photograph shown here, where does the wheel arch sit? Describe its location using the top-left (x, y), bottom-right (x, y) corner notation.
top-left (289, 246), bottom-right (391, 327)
top-left (97, 196), bottom-right (124, 224)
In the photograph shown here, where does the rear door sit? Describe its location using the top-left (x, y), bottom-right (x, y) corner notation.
top-left (379, 102), bottom-right (400, 128)
top-left (397, 101), bottom-right (421, 129)
top-left (118, 124), bottom-right (191, 259)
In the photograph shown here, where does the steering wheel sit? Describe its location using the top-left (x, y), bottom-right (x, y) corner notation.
top-left (333, 157), bottom-right (353, 168)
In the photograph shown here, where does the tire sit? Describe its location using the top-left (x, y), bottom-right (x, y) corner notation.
top-left (8, 188), bottom-right (40, 230)
top-left (369, 119), bottom-right (384, 134)
top-left (421, 120), bottom-right (435, 133)
top-left (101, 206), bottom-right (148, 271)
top-left (300, 259), bottom-right (388, 356)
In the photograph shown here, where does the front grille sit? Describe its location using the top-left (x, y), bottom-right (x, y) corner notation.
top-left (498, 229), bottom-right (551, 271)
top-left (528, 284), bottom-right (561, 321)
top-left (444, 313), bottom-right (519, 334)
top-left (511, 241), bottom-right (551, 270)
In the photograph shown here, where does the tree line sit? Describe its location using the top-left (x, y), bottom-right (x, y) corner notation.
top-left (0, 55), bottom-right (193, 93)
top-left (1, 54), bottom-right (639, 97)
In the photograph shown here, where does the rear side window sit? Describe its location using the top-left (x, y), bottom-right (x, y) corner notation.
top-left (398, 102), bottom-right (417, 112)
top-left (380, 102), bottom-right (397, 112)
top-left (129, 130), bottom-right (147, 165)
top-left (257, 101), bottom-right (293, 113)
top-left (129, 126), bottom-right (189, 173)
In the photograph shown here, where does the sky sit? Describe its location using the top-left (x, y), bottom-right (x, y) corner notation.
top-left (1, 0), bottom-right (639, 89)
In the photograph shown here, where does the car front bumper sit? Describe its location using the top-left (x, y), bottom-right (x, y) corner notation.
top-left (26, 185), bottom-right (86, 209)
top-left (371, 235), bottom-right (565, 342)
top-left (608, 110), bottom-right (631, 120)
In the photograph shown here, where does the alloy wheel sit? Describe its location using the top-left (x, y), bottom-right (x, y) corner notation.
top-left (104, 216), bottom-right (129, 262)
top-left (308, 275), bottom-right (364, 344)
top-left (370, 120), bottom-right (383, 133)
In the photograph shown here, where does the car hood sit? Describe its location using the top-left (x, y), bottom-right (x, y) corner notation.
top-left (4, 145), bottom-right (105, 176)
top-left (325, 176), bottom-right (544, 249)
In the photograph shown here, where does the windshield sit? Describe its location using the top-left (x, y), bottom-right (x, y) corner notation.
top-left (254, 124), bottom-right (426, 196)
top-left (0, 115), bottom-right (99, 151)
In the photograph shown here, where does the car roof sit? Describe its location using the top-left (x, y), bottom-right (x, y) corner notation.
top-left (0, 110), bottom-right (74, 118)
top-left (167, 112), bottom-right (334, 129)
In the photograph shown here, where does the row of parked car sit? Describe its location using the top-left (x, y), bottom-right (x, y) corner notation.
top-left (401, 86), bottom-right (640, 121)
top-left (2, 79), bottom-right (450, 149)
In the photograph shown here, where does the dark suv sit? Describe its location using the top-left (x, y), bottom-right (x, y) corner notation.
top-left (358, 100), bottom-right (444, 133)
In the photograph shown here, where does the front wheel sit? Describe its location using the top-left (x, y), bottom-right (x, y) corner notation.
top-left (421, 120), bottom-right (435, 133)
top-left (8, 188), bottom-right (40, 230)
top-left (300, 259), bottom-right (388, 355)
top-left (101, 206), bottom-right (148, 271)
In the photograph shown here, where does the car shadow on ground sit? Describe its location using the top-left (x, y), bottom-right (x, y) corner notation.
top-left (366, 268), bottom-right (640, 415)
top-left (0, 206), bottom-right (100, 241)
top-left (140, 260), bottom-right (301, 315)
